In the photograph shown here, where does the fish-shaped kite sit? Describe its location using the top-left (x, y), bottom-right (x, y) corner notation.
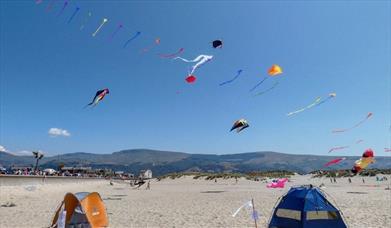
top-left (352, 149), bottom-right (375, 174)
top-left (85, 88), bottom-right (110, 108)
top-left (230, 119), bottom-right (249, 133)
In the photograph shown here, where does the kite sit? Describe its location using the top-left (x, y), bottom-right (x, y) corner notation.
top-left (356, 139), bottom-right (364, 144)
top-left (230, 119), bottom-right (249, 133)
top-left (80, 12), bottom-right (92, 31)
top-left (174, 54), bottom-right (213, 75)
top-left (141, 38), bottom-right (160, 53)
top-left (219, 70), bottom-right (243, 86)
top-left (267, 178), bottom-right (288, 188)
top-left (185, 75), bottom-right (196, 83)
top-left (287, 97), bottom-right (321, 116)
top-left (315, 93), bottom-right (336, 106)
top-left (254, 82), bottom-right (279, 96)
top-left (352, 149), bottom-right (375, 174)
top-left (328, 146), bottom-right (349, 153)
top-left (123, 31), bottom-right (141, 48)
top-left (35, 0), bottom-right (43, 4)
top-left (46, 0), bottom-right (56, 11)
top-left (287, 93), bottom-right (336, 116)
top-left (108, 23), bottom-right (123, 41)
top-left (67, 7), bottom-right (80, 24)
top-left (92, 18), bottom-right (109, 37)
top-left (57, 0), bottom-right (69, 17)
top-left (332, 112), bottom-right (373, 133)
top-left (385, 148), bottom-right (391, 152)
top-left (159, 48), bottom-right (184, 58)
top-left (85, 88), bottom-right (110, 107)
top-left (249, 64), bottom-right (283, 92)
top-left (212, 39), bottom-right (223, 48)
top-left (324, 157), bottom-right (346, 167)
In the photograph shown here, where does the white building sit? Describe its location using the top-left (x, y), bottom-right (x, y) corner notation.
top-left (139, 169), bottom-right (152, 179)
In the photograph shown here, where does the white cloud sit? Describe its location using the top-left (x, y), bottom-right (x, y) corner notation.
top-left (0, 145), bottom-right (7, 152)
top-left (48, 128), bottom-right (71, 137)
top-left (12, 150), bottom-right (34, 156)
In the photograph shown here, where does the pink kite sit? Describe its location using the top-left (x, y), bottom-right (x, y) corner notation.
top-left (332, 112), bottom-right (373, 133)
top-left (328, 146), bottom-right (349, 153)
top-left (159, 48), bottom-right (184, 58)
top-left (324, 157), bottom-right (346, 167)
top-left (267, 178), bottom-right (288, 188)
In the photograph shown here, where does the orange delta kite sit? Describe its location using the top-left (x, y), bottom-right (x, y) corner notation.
top-left (249, 64), bottom-right (283, 92)
top-left (268, 64), bottom-right (283, 76)
top-left (352, 149), bottom-right (375, 174)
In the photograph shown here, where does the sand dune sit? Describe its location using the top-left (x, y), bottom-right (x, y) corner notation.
top-left (0, 175), bottom-right (390, 228)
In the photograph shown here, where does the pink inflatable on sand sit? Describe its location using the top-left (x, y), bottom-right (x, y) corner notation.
top-left (267, 178), bottom-right (288, 188)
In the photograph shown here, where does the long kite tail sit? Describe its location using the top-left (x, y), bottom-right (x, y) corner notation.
top-left (219, 70), bottom-right (243, 86)
top-left (123, 31), bottom-right (141, 48)
top-left (287, 97), bottom-right (321, 116)
top-left (108, 24), bottom-right (123, 41)
top-left (249, 77), bottom-right (268, 92)
top-left (159, 48), bottom-right (184, 58)
top-left (80, 12), bottom-right (92, 30)
top-left (254, 82), bottom-right (279, 96)
top-left (57, 0), bottom-right (69, 17)
top-left (92, 18), bottom-right (109, 37)
top-left (328, 146), bottom-right (349, 153)
top-left (332, 113), bottom-right (373, 133)
top-left (67, 7), bottom-right (80, 24)
top-left (174, 55), bottom-right (205, 63)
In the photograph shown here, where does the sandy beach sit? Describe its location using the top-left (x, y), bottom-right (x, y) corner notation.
top-left (0, 175), bottom-right (390, 228)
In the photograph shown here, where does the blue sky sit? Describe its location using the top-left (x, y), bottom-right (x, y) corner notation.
top-left (0, 1), bottom-right (390, 156)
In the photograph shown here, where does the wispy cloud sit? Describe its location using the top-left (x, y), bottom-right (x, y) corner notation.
top-left (48, 128), bottom-right (71, 137)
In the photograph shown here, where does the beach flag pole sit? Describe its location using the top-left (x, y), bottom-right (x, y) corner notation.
top-left (251, 198), bottom-right (258, 228)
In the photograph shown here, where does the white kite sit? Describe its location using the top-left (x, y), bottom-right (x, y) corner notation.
top-left (175, 54), bottom-right (213, 75)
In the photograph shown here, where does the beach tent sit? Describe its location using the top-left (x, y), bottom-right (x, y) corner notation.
top-left (50, 192), bottom-right (108, 228)
top-left (269, 185), bottom-right (347, 228)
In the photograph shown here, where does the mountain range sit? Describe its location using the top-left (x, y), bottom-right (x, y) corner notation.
top-left (1, 149), bottom-right (390, 175)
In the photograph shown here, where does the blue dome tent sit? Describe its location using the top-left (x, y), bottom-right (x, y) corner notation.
top-left (269, 185), bottom-right (347, 228)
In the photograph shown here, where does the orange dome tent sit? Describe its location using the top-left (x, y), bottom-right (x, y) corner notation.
top-left (51, 192), bottom-right (108, 228)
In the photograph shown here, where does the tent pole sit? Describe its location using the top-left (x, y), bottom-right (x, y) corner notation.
top-left (251, 198), bottom-right (258, 228)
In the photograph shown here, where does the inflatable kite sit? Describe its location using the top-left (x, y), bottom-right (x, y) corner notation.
top-left (249, 64), bottom-right (282, 92)
top-left (230, 119), bottom-right (249, 133)
top-left (212, 39), bottom-right (223, 48)
top-left (85, 88), bottom-right (109, 107)
top-left (332, 112), bottom-right (373, 133)
top-left (267, 178), bottom-right (288, 188)
top-left (175, 54), bottom-right (213, 76)
top-left (324, 157), bottom-right (346, 167)
top-left (352, 149), bottom-right (375, 174)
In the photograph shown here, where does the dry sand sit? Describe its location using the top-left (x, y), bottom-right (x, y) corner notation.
top-left (0, 175), bottom-right (390, 228)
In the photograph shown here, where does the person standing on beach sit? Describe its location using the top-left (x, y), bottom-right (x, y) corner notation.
top-left (348, 177), bottom-right (352, 183)
top-left (362, 178), bottom-right (365, 183)
top-left (146, 181), bottom-right (150, 190)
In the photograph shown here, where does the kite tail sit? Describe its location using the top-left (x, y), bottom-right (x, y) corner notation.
top-left (174, 57), bottom-right (194, 62)
top-left (57, 1), bottom-right (69, 17)
top-left (249, 77), bottom-right (268, 92)
top-left (67, 7), bottom-right (80, 24)
top-left (219, 70), bottom-right (243, 86)
top-left (159, 48), bottom-right (184, 58)
top-left (123, 31), bottom-right (141, 48)
top-left (254, 82), bottom-right (279, 96)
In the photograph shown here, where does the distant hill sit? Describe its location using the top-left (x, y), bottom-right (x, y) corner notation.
top-left (1, 149), bottom-right (390, 176)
